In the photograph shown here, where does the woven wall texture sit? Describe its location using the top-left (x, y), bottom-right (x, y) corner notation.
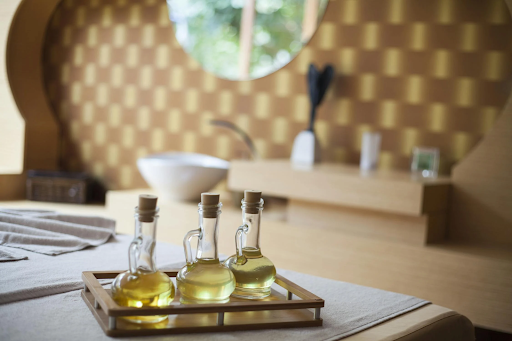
top-left (43, 0), bottom-right (512, 189)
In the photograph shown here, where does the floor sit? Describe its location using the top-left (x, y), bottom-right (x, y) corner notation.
top-left (476, 328), bottom-right (512, 341)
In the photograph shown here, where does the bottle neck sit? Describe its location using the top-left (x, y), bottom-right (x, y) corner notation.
top-left (242, 208), bottom-right (261, 250)
top-left (196, 212), bottom-right (220, 261)
top-left (134, 215), bottom-right (158, 272)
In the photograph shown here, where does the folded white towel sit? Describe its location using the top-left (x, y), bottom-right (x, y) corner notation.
top-left (0, 234), bottom-right (184, 304)
top-left (0, 208), bottom-right (115, 259)
top-left (0, 246), bottom-right (28, 262)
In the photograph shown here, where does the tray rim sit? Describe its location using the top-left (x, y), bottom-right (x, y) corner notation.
top-left (81, 269), bottom-right (324, 336)
top-left (82, 270), bottom-right (324, 316)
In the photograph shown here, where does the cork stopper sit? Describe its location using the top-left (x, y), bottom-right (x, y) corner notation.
top-left (243, 190), bottom-right (262, 214)
top-left (201, 193), bottom-right (220, 206)
top-left (244, 190), bottom-right (262, 203)
top-left (200, 193), bottom-right (221, 218)
top-left (136, 194), bottom-right (158, 222)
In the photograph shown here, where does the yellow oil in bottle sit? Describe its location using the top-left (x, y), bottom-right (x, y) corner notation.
top-left (111, 270), bottom-right (175, 323)
top-left (176, 259), bottom-right (235, 304)
top-left (224, 247), bottom-right (276, 299)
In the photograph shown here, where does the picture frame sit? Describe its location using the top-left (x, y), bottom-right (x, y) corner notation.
top-left (411, 147), bottom-right (439, 178)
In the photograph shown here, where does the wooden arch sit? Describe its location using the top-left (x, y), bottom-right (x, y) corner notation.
top-left (449, 87), bottom-right (512, 246)
top-left (0, 0), bottom-right (61, 199)
top-left (448, 0), bottom-right (512, 246)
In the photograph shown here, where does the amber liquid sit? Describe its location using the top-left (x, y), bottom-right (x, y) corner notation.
top-left (111, 270), bottom-right (175, 323)
top-left (176, 259), bottom-right (235, 304)
top-left (224, 248), bottom-right (276, 299)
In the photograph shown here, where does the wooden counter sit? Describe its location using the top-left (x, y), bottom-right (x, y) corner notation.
top-left (228, 159), bottom-right (450, 216)
top-left (228, 159), bottom-right (451, 245)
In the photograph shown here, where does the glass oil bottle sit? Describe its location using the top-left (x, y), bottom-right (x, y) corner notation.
top-left (176, 193), bottom-right (235, 304)
top-left (224, 190), bottom-right (276, 299)
top-left (111, 195), bottom-right (175, 323)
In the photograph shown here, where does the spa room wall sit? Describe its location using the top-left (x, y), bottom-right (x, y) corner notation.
top-left (41, 0), bottom-right (512, 190)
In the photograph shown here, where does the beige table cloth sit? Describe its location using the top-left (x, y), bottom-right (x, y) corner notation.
top-left (0, 234), bottom-right (474, 340)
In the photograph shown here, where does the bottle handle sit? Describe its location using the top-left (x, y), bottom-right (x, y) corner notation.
top-left (128, 237), bottom-right (142, 274)
top-left (184, 229), bottom-right (201, 266)
top-left (235, 224), bottom-right (249, 258)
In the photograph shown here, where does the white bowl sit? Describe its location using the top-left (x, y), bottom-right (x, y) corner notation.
top-left (137, 152), bottom-right (230, 201)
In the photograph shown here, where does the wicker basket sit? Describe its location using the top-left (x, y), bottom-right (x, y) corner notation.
top-left (26, 170), bottom-right (92, 204)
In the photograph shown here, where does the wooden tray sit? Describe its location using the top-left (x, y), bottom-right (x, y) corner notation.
top-left (82, 269), bottom-right (324, 337)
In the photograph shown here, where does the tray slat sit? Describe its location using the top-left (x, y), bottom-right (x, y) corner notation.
top-left (83, 291), bottom-right (322, 337)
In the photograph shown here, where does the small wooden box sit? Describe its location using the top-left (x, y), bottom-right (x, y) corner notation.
top-left (82, 270), bottom-right (324, 337)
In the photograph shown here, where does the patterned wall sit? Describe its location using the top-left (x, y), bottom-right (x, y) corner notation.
top-left (43, 0), bottom-right (512, 189)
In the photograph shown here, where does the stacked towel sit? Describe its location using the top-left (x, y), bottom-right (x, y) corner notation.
top-left (0, 209), bottom-right (115, 260)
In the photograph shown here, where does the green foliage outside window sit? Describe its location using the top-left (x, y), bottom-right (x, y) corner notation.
top-left (167, 0), bottom-right (327, 80)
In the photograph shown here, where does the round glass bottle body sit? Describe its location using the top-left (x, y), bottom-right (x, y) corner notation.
top-left (111, 211), bottom-right (175, 323)
top-left (224, 198), bottom-right (276, 299)
top-left (177, 200), bottom-right (235, 304)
